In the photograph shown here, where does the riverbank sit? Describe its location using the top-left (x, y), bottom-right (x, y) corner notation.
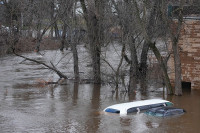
top-left (0, 37), bottom-right (61, 56)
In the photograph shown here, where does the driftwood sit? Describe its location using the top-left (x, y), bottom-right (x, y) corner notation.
top-left (13, 49), bottom-right (68, 79)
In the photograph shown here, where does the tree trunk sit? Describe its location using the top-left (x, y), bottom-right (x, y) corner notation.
top-left (50, 0), bottom-right (54, 38)
top-left (173, 38), bottom-right (182, 95)
top-left (36, 22), bottom-right (41, 52)
top-left (115, 41), bottom-right (126, 90)
top-left (87, 10), bottom-right (101, 84)
top-left (128, 37), bottom-right (138, 92)
top-left (69, 14), bottom-right (80, 81)
top-left (149, 42), bottom-right (173, 94)
top-left (71, 42), bottom-right (80, 81)
top-left (80, 0), bottom-right (104, 84)
top-left (90, 41), bottom-right (101, 83)
top-left (140, 41), bottom-right (149, 79)
top-left (171, 0), bottom-right (184, 96)
top-left (54, 22), bottom-right (59, 39)
top-left (139, 0), bottom-right (158, 79)
top-left (60, 23), bottom-right (67, 51)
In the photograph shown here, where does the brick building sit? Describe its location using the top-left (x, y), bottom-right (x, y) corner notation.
top-left (167, 0), bottom-right (200, 90)
top-left (168, 18), bottom-right (200, 90)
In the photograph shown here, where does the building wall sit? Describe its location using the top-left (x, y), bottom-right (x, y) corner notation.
top-left (168, 19), bottom-right (200, 89)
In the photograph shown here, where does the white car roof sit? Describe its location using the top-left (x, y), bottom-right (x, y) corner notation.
top-left (104, 99), bottom-right (171, 115)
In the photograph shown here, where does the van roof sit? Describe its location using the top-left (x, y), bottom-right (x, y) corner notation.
top-left (104, 99), bottom-right (172, 115)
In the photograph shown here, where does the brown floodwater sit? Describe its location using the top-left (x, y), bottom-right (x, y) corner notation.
top-left (0, 50), bottom-right (200, 133)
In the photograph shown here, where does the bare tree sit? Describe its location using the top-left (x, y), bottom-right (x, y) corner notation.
top-left (131, 0), bottom-right (173, 94)
top-left (80, 0), bottom-right (105, 83)
top-left (32, 0), bottom-right (59, 52)
top-left (110, 0), bottom-right (139, 92)
top-left (56, 0), bottom-right (80, 80)
top-left (162, 0), bottom-right (185, 95)
top-left (1, 0), bottom-right (195, 95)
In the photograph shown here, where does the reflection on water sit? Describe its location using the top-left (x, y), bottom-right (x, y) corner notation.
top-left (0, 51), bottom-right (200, 133)
top-left (1, 82), bottom-right (200, 133)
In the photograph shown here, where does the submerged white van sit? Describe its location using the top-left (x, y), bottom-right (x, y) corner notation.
top-left (104, 99), bottom-right (173, 115)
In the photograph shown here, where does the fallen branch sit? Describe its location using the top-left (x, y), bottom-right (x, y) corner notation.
top-left (13, 49), bottom-right (68, 79)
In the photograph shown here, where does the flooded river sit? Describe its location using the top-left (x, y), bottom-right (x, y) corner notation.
top-left (0, 50), bottom-right (200, 133)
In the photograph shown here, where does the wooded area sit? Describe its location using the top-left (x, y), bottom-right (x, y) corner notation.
top-left (1, 0), bottom-right (200, 96)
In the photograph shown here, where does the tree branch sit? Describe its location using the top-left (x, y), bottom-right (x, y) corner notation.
top-left (13, 49), bottom-right (68, 79)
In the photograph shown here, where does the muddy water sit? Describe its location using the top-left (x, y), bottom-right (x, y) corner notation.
top-left (0, 50), bottom-right (200, 133)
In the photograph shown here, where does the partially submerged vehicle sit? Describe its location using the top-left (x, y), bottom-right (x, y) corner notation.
top-left (145, 106), bottom-right (186, 117)
top-left (104, 99), bottom-right (173, 115)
